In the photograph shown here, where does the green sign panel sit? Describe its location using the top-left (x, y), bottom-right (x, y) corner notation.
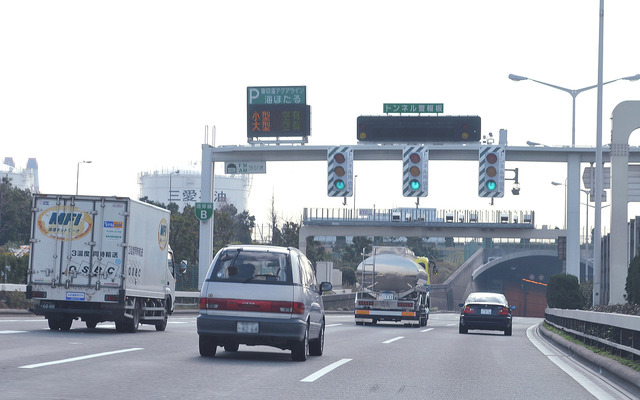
top-left (195, 202), bottom-right (214, 221)
top-left (383, 103), bottom-right (444, 114)
top-left (247, 86), bottom-right (306, 105)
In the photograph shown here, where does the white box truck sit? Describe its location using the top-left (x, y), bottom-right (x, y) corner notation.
top-left (26, 194), bottom-right (178, 332)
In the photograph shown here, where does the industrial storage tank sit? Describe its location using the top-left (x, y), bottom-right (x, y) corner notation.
top-left (138, 169), bottom-right (250, 212)
top-left (356, 253), bottom-right (429, 292)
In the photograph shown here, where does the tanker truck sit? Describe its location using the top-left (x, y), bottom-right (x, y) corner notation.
top-left (354, 246), bottom-right (436, 327)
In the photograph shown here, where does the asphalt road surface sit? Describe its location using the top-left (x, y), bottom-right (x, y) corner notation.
top-left (0, 312), bottom-right (637, 400)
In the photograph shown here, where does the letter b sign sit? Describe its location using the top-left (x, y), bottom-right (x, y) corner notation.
top-left (195, 202), bottom-right (214, 221)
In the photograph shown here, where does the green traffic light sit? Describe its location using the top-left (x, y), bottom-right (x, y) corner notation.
top-left (410, 180), bottom-right (421, 190)
top-left (335, 180), bottom-right (345, 190)
top-left (486, 180), bottom-right (497, 191)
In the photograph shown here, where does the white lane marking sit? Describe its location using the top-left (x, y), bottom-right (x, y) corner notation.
top-left (382, 336), bottom-right (404, 344)
top-left (0, 330), bottom-right (27, 334)
top-left (19, 347), bottom-right (143, 369)
top-left (446, 323), bottom-right (456, 326)
top-left (420, 328), bottom-right (434, 333)
top-left (526, 324), bottom-right (616, 400)
top-left (301, 358), bottom-right (352, 382)
top-left (326, 323), bottom-right (342, 327)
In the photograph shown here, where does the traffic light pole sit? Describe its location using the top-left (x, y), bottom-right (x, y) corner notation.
top-left (198, 142), bottom-right (622, 293)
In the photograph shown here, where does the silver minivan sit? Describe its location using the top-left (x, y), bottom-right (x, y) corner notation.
top-left (197, 245), bottom-right (332, 361)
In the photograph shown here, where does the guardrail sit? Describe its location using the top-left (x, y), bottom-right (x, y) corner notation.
top-left (1, 284), bottom-right (358, 312)
top-left (1, 284), bottom-right (201, 305)
top-left (1, 285), bottom-right (355, 311)
top-left (545, 308), bottom-right (640, 362)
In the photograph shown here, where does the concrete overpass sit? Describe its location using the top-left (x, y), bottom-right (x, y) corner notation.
top-left (297, 215), bottom-right (565, 254)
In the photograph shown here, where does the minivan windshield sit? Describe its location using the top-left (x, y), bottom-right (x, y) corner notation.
top-left (209, 249), bottom-right (292, 284)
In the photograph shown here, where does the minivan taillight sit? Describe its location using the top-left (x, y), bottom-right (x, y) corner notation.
top-left (199, 298), bottom-right (228, 310)
top-left (272, 301), bottom-right (304, 314)
top-left (199, 298), bottom-right (304, 314)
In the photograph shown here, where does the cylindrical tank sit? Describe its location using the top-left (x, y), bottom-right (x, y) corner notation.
top-left (356, 253), bottom-right (428, 292)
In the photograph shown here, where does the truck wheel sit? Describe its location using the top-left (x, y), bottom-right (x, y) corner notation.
top-left (85, 319), bottom-right (98, 329)
top-left (291, 323), bottom-right (309, 361)
top-left (126, 298), bottom-right (140, 333)
top-left (155, 301), bottom-right (169, 332)
top-left (48, 318), bottom-right (60, 331)
top-left (199, 336), bottom-right (217, 357)
top-left (309, 321), bottom-right (324, 356)
top-left (59, 317), bottom-right (73, 331)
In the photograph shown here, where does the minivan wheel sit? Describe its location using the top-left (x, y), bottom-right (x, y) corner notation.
top-left (199, 336), bottom-right (217, 357)
top-left (309, 321), bottom-right (324, 356)
top-left (291, 324), bottom-right (309, 361)
top-left (224, 343), bottom-right (239, 352)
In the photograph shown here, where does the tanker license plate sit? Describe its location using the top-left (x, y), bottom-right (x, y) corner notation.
top-left (237, 322), bottom-right (259, 333)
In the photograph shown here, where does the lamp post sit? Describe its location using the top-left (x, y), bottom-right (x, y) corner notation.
top-left (76, 160), bottom-right (92, 195)
top-left (353, 174), bottom-right (358, 216)
top-left (551, 181), bottom-right (567, 229)
top-left (509, 73), bottom-right (640, 146)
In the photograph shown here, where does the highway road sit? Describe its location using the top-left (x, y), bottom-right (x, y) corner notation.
top-left (0, 312), bottom-right (637, 400)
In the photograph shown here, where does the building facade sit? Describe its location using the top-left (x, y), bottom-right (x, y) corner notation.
top-left (1, 157), bottom-right (39, 193)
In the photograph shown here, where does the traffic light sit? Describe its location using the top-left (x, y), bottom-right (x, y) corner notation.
top-left (327, 146), bottom-right (353, 197)
top-left (478, 145), bottom-right (505, 198)
top-left (357, 115), bottom-right (481, 143)
top-left (402, 146), bottom-right (428, 197)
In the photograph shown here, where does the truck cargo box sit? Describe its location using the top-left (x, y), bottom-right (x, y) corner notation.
top-left (27, 194), bottom-right (175, 332)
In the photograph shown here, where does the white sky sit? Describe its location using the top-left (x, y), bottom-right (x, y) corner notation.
top-left (2, 1), bottom-right (640, 234)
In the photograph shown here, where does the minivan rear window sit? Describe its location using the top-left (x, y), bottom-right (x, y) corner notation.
top-left (208, 249), bottom-right (292, 284)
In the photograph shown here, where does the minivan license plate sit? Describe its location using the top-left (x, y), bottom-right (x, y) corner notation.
top-left (237, 322), bottom-right (259, 333)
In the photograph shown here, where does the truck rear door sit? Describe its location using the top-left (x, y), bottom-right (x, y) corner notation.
top-left (29, 196), bottom-right (125, 289)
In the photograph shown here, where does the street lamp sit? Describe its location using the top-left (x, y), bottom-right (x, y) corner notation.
top-left (76, 160), bottom-right (92, 195)
top-left (551, 181), bottom-right (567, 229)
top-left (509, 73), bottom-right (640, 146)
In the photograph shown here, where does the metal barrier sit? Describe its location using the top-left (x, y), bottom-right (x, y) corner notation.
top-left (545, 308), bottom-right (640, 362)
